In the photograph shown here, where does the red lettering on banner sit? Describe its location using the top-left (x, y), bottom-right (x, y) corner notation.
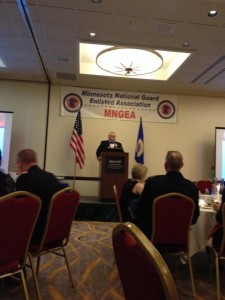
top-left (104, 109), bottom-right (136, 119)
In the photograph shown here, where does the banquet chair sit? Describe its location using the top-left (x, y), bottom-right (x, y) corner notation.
top-left (27, 187), bottom-right (80, 300)
top-left (151, 192), bottom-right (196, 298)
top-left (113, 184), bottom-right (123, 222)
top-left (112, 222), bottom-right (179, 300)
top-left (209, 203), bottom-right (225, 300)
top-left (197, 179), bottom-right (213, 194)
top-left (0, 191), bottom-right (41, 300)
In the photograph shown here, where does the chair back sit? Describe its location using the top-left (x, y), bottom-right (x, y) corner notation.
top-left (113, 184), bottom-right (123, 222)
top-left (38, 187), bottom-right (80, 248)
top-left (197, 179), bottom-right (213, 194)
top-left (0, 191), bottom-right (41, 269)
top-left (112, 222), bottom-right (179, 300)
top-left (151, 193), bottom-right (194, 247)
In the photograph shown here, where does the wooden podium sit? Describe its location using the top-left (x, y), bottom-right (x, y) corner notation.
top-left (99, 152), bottom-right (129, 202)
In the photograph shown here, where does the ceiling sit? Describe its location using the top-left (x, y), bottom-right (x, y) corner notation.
top-left (1, 0), bottom-right (225, 97)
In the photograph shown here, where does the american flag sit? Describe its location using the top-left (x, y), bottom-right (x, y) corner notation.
top-left (70, 110), bottom-right (85, 169)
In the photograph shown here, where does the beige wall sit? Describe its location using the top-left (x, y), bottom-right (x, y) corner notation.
top-left (0, 81), bottom-right (49, 170)
top-left (0, 81), bottom-right (224, 196)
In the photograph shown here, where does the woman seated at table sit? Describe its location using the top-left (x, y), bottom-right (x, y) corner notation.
top-left (210, 193), bottom-right (224, 246)
top-left (120, 163), bottom-right (148, 222)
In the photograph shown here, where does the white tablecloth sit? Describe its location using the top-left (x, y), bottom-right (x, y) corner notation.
top-left (189, 207), bottom-right (216, 256)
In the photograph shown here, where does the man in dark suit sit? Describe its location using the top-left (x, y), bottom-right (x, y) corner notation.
top-left (15, 149), bottom-right (61, 244)
top-left (96, 131), bottom-right (124, 161)
top-left (135, 150), bottom-right (199, 238)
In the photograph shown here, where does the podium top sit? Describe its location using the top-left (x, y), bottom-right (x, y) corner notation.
top-left (106, 147), bottom-right (124, 153)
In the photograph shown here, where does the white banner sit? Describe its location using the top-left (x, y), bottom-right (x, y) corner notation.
top-left (61, 86), bottom-right (177, 123)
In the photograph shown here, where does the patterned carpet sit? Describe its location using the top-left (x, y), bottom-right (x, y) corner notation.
top-left (1, 221), bottom-right (225, 300)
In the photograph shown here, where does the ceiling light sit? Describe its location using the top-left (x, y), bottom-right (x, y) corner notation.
top-left (96, 47), bottom-right (163, 76)
top-left (91, 0), bottom-right (102, 3)
top-left (182, 42), bottom-right (190, 48)
top-left (79, 43), bottom-right (191, 80)
top-left (89, 32), bottom-right (96, 37)
top-left (208, 10), bottom-right (218, 17)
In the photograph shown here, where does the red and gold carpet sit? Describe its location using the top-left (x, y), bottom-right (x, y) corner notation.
top-left (1, 221), bottom-right (225, 300)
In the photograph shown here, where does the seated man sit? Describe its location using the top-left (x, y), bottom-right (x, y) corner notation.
top-left (135, 150), bottom-right (199, 238)
top-left (15, 149), bottom-right (62, 244)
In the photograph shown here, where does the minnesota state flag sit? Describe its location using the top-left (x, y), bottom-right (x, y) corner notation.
top-left (135, 117), bottom-right (144, 164)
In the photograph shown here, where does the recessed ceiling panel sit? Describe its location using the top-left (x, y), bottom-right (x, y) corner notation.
top-left (79, 43), bottom-right (191, 80)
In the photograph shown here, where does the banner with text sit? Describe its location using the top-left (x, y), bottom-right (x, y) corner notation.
top-left (61, 86), bottom-right (177, 123)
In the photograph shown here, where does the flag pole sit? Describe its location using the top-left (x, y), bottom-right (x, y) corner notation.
top-left (72, 162), bottom-right (76, 189)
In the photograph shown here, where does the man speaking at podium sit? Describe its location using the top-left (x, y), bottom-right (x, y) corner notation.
top-left (96, 131), bottom-right (124, 161)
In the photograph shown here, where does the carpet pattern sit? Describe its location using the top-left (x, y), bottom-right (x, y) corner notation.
top-left (1, 221), bottom-right (225, 300)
